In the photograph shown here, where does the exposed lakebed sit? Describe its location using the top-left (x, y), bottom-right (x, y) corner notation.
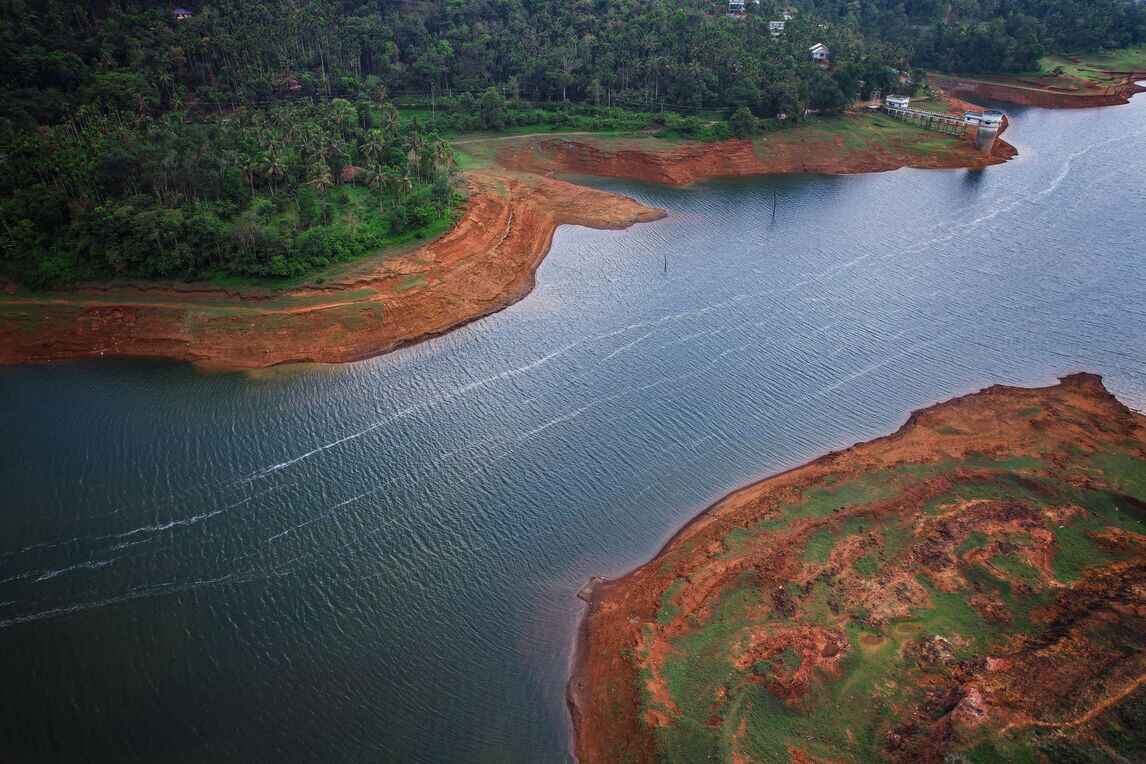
top-left (1, 99), bottom-right (1145, 761)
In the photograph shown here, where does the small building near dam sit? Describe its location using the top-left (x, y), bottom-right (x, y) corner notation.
top-left (885, 94), bottom-right (911, 110)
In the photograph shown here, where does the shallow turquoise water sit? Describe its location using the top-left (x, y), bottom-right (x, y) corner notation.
top-left (1, 98), bottom-right (1144, 761)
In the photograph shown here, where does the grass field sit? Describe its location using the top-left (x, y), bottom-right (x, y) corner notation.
top-left (1042, 45), bottom-right (1146, 85)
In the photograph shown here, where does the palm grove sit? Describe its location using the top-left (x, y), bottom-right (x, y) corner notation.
top-left (1, 0), bottom-right (1143, 287)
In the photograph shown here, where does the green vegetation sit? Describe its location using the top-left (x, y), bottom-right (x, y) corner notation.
top-left (649, 444), bottom-right (1146, 761)
top-left (1041, 45), bottom-right (1146, 84)
top-left (2, 1), bottom-right (1143, 286)
top-left (802, 528), bottom-right (836, 563)
top-left (1, 94), bottom-right (459, 286)
top-left (657, 579), bottom-right (688, 625)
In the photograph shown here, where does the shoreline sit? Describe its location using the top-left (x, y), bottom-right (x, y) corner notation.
top-left (1, 110), bottom-right (1014, 370)
top-left (567, 373), bottom-right (1146, 762)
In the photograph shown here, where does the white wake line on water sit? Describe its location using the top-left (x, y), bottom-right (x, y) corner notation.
top-left (265, 490), bottom-right (375, 542)
top-left (1036, 128), bottom-right (1146, 200)
top-left (34, 557), bottom-right (119, 582)
top-left (0, 574), bottom-right (241, 630)
top-left (241, 339), bottom-right (589, 482)
top-left (1, 487), bottom-right (281, 563)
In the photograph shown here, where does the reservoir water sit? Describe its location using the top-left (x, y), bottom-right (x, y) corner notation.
top-left (2, 97), bottom-right (1145, 762)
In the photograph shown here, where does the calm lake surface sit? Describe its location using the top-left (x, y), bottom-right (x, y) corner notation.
top-left (2, 97), bottom-right (1145, 762)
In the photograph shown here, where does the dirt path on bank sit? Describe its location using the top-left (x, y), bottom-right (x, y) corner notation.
top-left (0, 101), bottom-right (1015, 370)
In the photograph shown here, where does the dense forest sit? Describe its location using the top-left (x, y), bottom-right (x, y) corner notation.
top-left (2, 0), bottom-right (1144, 286)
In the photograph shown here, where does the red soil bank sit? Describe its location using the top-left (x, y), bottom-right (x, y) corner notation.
top-left (931, 74), bottom-right (1146, 109)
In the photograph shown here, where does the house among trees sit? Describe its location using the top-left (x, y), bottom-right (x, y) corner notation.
top-left (728, 0), bottom-right (746, 14)
top-left (769, 20), bottom-right (786, 36)
top-left (173, 7), bottom-right (193, 20)
top-left (886, 94), bottom-right (911, 110)
top-left (810, 43), bottom-right (830, 64)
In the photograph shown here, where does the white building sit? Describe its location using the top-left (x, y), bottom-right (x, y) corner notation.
top-left (809, 43), bottom-right (830, 63)
top-left (729, 0), bottom-right (745, 14)
top-left (885, 94), bottom-right (911, 110)
top-left (769, 20), bottom-right (786, 36)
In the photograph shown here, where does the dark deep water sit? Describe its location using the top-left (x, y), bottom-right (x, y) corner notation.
top-left (2, 98), bottom-right (1145, 762)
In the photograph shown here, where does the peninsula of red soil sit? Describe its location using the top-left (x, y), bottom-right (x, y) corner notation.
top-left (0, 103), bottom-right (1013, 369)
top-left (0, 172), bottom-right (663, 368)
top-left (931, 70), bottom-right (1146, 109)
top-left (570, 373), bottom-right (1146, 763)
top-left (497, 113), bottom-right (1013, 187)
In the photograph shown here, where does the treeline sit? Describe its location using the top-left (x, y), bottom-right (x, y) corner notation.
top-left (1, 1), bottom-right (908, 128)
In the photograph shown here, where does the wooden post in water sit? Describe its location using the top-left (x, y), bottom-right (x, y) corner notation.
top-left (772, 190), bottom-right (777, 222)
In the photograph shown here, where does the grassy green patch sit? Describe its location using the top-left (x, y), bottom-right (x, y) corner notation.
top-left (396, 274), bottom-right (427, 292)
top-left (854, 552), bottom-right (880, 577)
top-left (1091, 452), bottom-right (1146, 500)
top-left (958, 531), bottom-right (989, 555)
top-left (803, 528), bottom-right (836, 564)
top-left (1050, 487), bottom-right (1144, 582)
top-left (657, 578), bottom-right (687, 625)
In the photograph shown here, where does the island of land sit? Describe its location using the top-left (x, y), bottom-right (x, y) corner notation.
top-left (570, 373), bottom-right (1146, 763)
top-left (0, 94), bottom-right (1014, 370)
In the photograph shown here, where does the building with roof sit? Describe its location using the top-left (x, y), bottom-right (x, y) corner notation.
top-left (809, 43), bottom-right (830, 64)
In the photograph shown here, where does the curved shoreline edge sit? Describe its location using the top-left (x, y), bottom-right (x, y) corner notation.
top-left (566, 372), bottom-right (1146, 762)
top-left (0, 115), bottom-right (1014, 370)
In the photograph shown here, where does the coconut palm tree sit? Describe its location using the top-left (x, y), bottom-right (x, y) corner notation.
top-left (361, 129), bottom-right (388, 165)
top-left (329, 98), bottom-right (356, 135)
top-left (243, 156), bottom-right (261, 197)
top-left (307, 161), bottom-right (333, 193)
top-left (379, 103), bottom-right (399, 139)
top-left (261, 150), bottom-right (286, 195)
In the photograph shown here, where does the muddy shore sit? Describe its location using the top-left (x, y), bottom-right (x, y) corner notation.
top-left (1, 109), bottom-right (1014, 370)
top-left (569, 373), bottom-right (1146, 762)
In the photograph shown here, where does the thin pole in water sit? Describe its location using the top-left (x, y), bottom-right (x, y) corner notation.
top-left (664, 254), bottom-right (668, 273)
top-left (772, 190), bottom-right (777, 222)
